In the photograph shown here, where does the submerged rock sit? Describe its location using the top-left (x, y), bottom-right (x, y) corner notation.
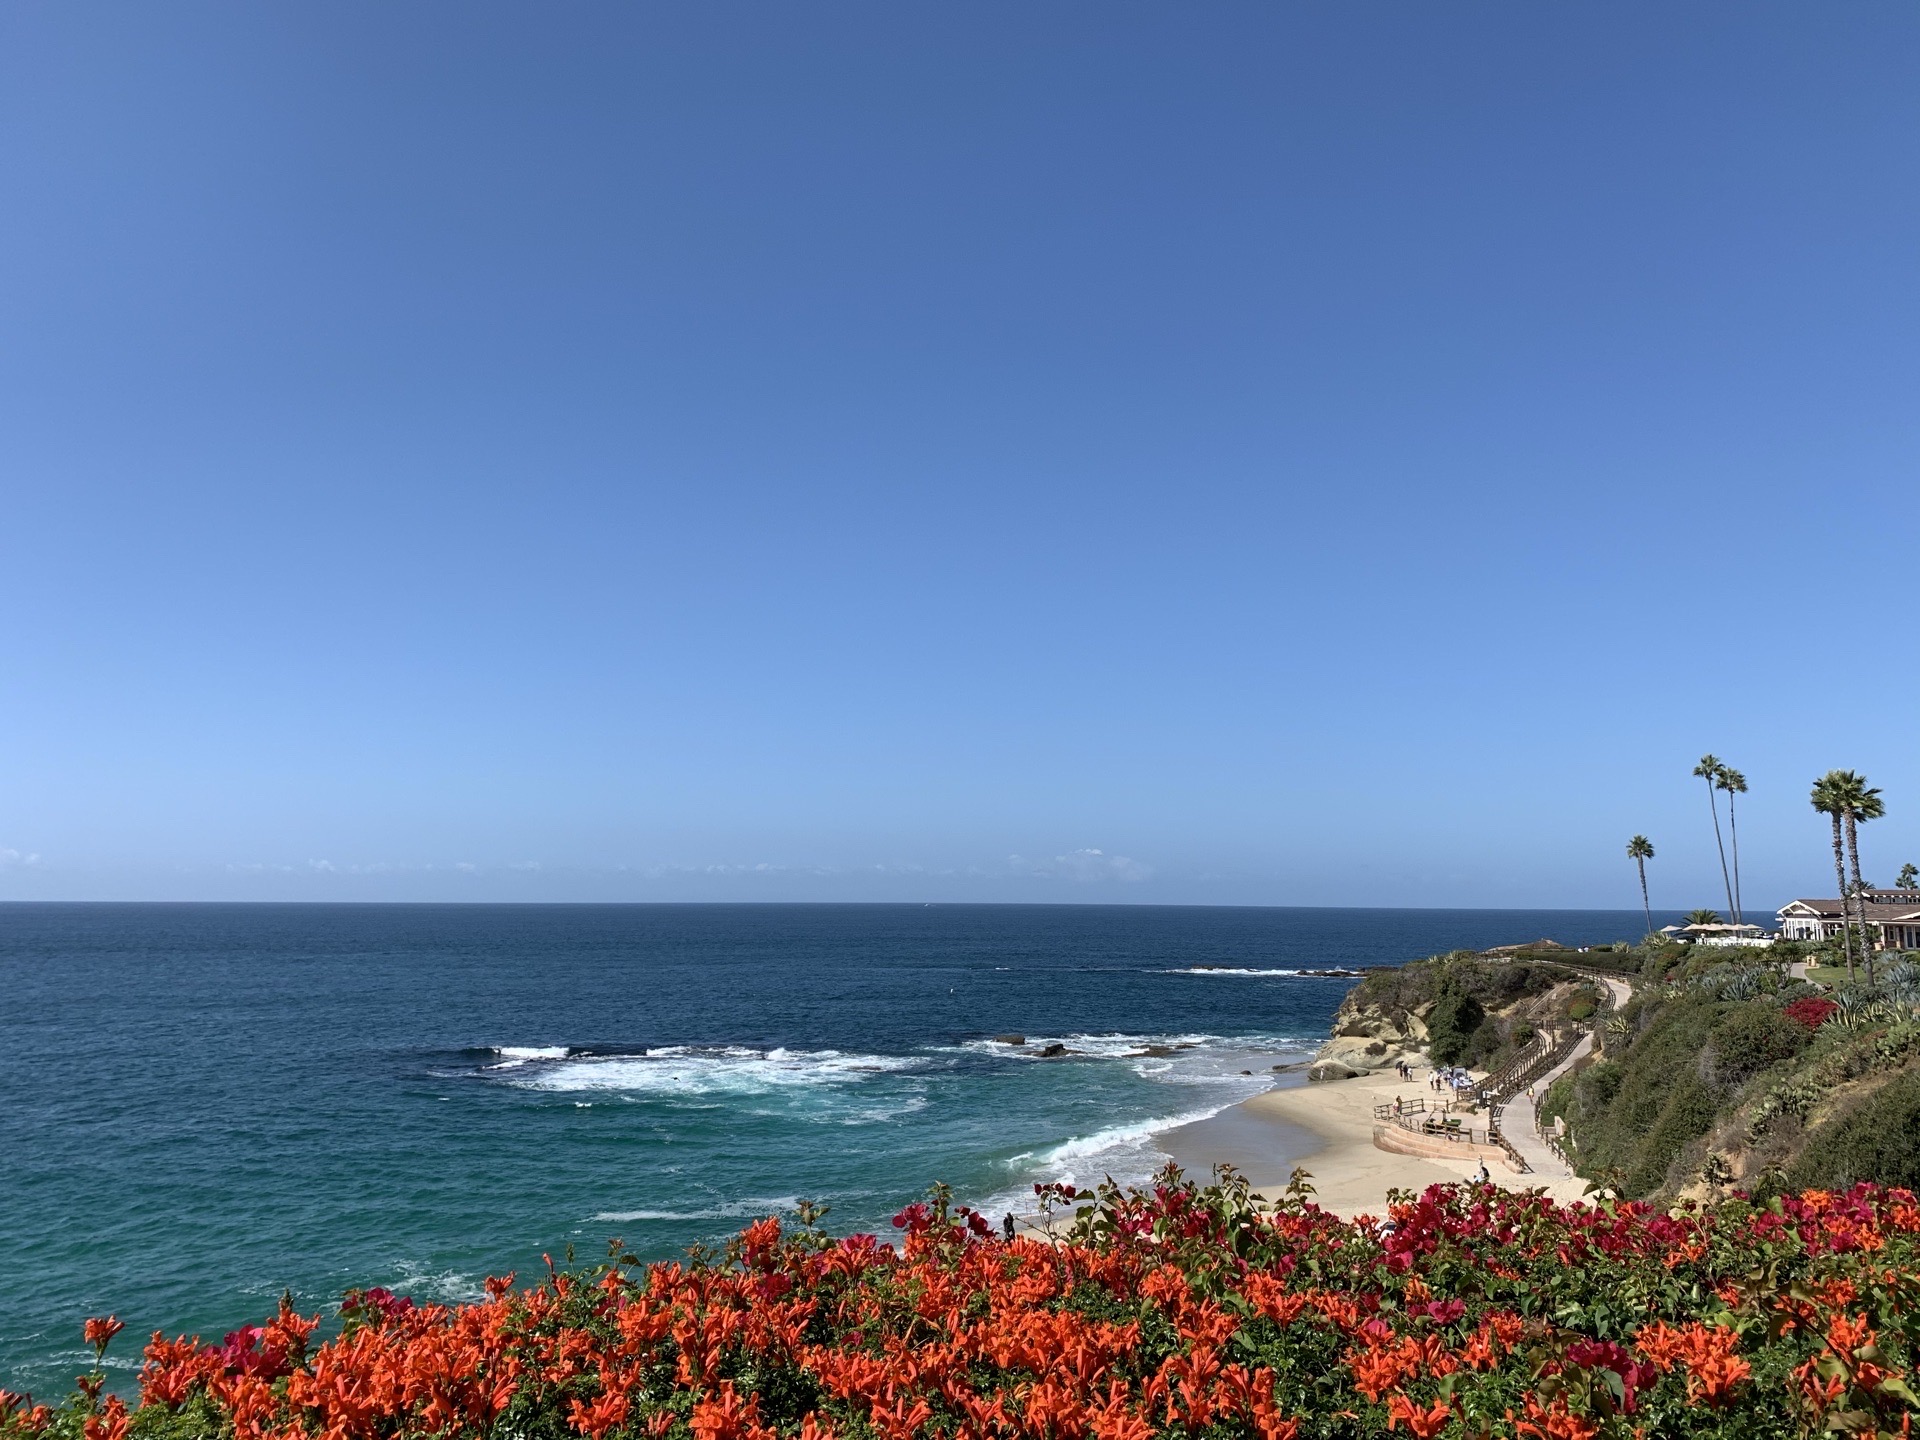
top-left (1038, 1042), bottom-right (1069, 1058)
top-left (993, 1034), bottom-right (1026, 1046)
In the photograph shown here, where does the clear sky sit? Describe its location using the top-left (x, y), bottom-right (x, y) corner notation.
top-left (3, 3), bottom-right (1917, 908)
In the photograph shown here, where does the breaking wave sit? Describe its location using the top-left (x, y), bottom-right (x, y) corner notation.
top-left (591, 1196), bottom-right (802, 1223)
top-left (1163, 967), bottom-right (1304, 977)
top-left (487, 1046), bottom-right (572, 1069)
top-left (505, 1046), bottom-right (922, 1097)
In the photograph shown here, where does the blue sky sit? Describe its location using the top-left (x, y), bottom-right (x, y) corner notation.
top-left (3, 3), bottom-right (1917, 907)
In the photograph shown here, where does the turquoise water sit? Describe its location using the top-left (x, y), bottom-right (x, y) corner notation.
top-left (1, 902), bottom-right (1661, 1395)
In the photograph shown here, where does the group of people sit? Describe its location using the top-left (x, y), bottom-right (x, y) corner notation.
top-left (1388, 1058), bottom-right (1472, 1094)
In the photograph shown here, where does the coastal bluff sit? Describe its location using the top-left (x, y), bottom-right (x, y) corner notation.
top-left (1308, 988), bottom-right (1431, 1080)
top-left (1306, 949), bottom-right (1598, 1082)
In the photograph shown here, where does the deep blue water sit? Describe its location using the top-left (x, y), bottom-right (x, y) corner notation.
top-left (2, 902), bottom-right (1663, 1394)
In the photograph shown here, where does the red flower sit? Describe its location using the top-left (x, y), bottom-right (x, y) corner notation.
top-left (1785, 996), bottom-right (1838, 1030)
top-left (83, 1317), bottom-right (125, 1352)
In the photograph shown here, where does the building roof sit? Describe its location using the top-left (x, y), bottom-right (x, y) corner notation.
top-left (1779, 894), bottom-right (1920, 923)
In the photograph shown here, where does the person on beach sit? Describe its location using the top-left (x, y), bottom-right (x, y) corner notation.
top-left (1002, 1213), bottom-right (1015, 1242)
top-left (1475, 1160), bottom-right (1490, 1185)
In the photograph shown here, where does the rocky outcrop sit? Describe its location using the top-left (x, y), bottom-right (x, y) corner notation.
top-left (1308, 989), bottom-right (1433, 1078)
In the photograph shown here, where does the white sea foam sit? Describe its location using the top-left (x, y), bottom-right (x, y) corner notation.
top-left (837, 1095), bottom-right (930, 1126)
top-left (488, 1046), bottom-right (571, 1069)
top-left (1024, 1105), bottom-right (1228, 1167)
top-left (511, 1046), bottom-right (920, 1097)
top-left (953, 1031), bottom-right (1309, 1063)
top-left (386, 1261), bottom-right (489, 1304)
top-left (1162, 967), bottom-right (1304, 977)
top-left (592, 1195), bottom-right (800, 1223)
top-left (973, 1099), bottom-right (1247, 1218)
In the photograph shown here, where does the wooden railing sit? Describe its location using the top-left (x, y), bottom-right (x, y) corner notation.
top-left (1484, 1105), bottom-right (1532, 1174)
top-left (1473, 967), bottom-right (1623, 1107)
top-left (1535, 1103), bottom-right (1576, 1167)
top-left (1371, 1099), bottom-right (1486, 1147)
top-left (1479, 969), bottom-right (1625, 1175)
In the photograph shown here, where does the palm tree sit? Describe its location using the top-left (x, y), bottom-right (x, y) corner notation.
top-left (1899, 863), bottom-right (1920, 891)
top-left (1627, 836), bottom-right (1655, 938)
top-left (1685, 908), bottom-right (1722, 926)
top-left (1693, 755), bottom-right (1736, 919)
top-left (1830, 771), bottom-right (1885, 982)
top-left (1812, 773), bottom-right (1857, 982)
top-left (1715, 766), bottom-right (1748, 924)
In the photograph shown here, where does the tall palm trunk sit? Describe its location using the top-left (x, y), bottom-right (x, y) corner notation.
top-left (1846, 810), bottom-right (1875, 984)
top-left (1636, 856), bottom-right (1652, 938)
top-left (1704, 774), bottom-right (1735, 918)
top-left (1727, 790), bottom-right (1742, 924)
top-left (1830, 811), bottom-right (1856, 981)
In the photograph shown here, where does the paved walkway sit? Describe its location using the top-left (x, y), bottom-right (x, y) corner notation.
top-left (1494, 976), bottom-right (1632, 1180)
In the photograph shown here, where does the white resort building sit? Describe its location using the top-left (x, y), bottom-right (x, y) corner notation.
top-left (1777, 890), bottom-right (1920, 951)
top-left (1666, 921), bottom-right (1770, 947)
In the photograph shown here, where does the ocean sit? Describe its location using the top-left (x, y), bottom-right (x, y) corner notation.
top-left (1, 902), bottom-right (1662, 1394)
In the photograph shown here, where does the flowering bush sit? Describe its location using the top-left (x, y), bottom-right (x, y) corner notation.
top-left (1785, 996), bottom-right (1840, 1031)
top-left (7, 1169), bottom-right (1918, 1440)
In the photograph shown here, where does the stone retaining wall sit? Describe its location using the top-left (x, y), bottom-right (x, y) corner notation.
top-left (1371, 1123), bottom-right (1523, 1173)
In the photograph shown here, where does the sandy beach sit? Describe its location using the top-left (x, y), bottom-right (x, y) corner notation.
top-left (1161, 1068), bottom-right (1594, 1218)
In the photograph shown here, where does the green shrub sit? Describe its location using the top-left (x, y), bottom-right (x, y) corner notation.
top-left (1568, 997), bottom-right (1596, 1022)
top-left (1575, 1059), bottom-right (1622, 1111)
top-left (1560, 996), bottom-right (1724, 1197)
top-left (1625, 1068), bottom-right (1718, 1196)
top-left (1427, 990), bottom-right (1485, 1066)
top-left (1540, 1071), bottom-right (1576, 1125)
top-left (1788, 1068), bottom-right (1920, 1190)
top-left (1704, 1001), bottom-right (1811, 1092)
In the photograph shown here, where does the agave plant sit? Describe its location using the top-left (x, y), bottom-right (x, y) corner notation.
top-left (1832, 988), bottom-right (1878, 1032)
top-left (1880, 959), bottom-right (1920, 1013)
top-left (1693, 965), bottom-right (1769, 1001)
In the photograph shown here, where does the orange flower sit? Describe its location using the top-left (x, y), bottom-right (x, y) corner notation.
top-left (80, 1395), bottom-right (128, 1440)
top-left (568, 1390), bottom-right (630, 1439)
top-left (83, 1317), bottom-right (125, 1352)
top-left (1348, 1342), bottom-right (1419, 1403)
top-left (1385, 1393), bottom-right (1450, 1437)
top-left (1633, 1321), bottom-right (1750, 1405)
top-left (1509, 1395), bottom-right (1598, 1440)
top-left (690, 1381), bottom-right (763, 1440)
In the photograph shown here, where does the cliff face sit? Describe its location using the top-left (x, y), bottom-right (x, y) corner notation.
top-left (1309, 991), bottom-right (1431, 1080)
top-left (1307, 959), bottom-right (1585, 1082)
